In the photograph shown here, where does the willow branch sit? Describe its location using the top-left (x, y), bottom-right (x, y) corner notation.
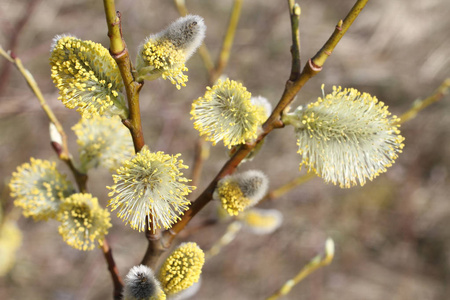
top-left (211, 0), bottom-right (243, 82)
top-left (262, 172), bottom-right (315, 202)
top-left (205, 221), bottom-right (242, 259)
top-left (396, 78), bottom-right (450, 125)
top-left (0, 46), bottom-right (88, 192)
top-left (101, 240), bottom-right (124, 300)
top-left (264, 0), bottom-right (369, 132)
top-left (266, 238), bottom-right (335, 300)
top-left (103, 0), bottom-right (145, 154)
top-left (288, 0), bottom-right (301, 81)
top-left (311, 0), bottom-right (369, 68)
top-left (0, 47), bottom-right (69, 159)
top-left (190, 139), bottom-right (210, 193)
top-left (161, 0), bottom-right (369, 246)
top-left (0, 45), bottom-right (122, 295)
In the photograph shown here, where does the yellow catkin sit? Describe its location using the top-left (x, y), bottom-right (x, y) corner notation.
top-left (57, 193), bottom-right (111, 251)
top-left (9, 158), bottom-right (74, 220)
top-left (108, 148), bottom-right (194, 232)
top-left (294, 86), bottom-right (405, 188)
top-left (72, 115), bottom-right (134, 172)
top-left (138, 39), bottom-right (188, 89)
top-left (158, 242), bottom-right (205, 295)
top-left (191, 78), bottom-right (266, 148)
top-left (216, 180), bottom-right (251, 216)
top-left (50, 35), bottom-right (125, 118)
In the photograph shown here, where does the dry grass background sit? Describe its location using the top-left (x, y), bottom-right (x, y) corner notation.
top-left (1, 0), bottom-right (450, 299)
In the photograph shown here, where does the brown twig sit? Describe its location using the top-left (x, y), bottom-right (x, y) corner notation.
top-left (103, 0), bottom-right (164, 274)
top-left (190, 138), bottom-right (209, 193)
top-left (262, 172), bottom-right (315, 202)
top-left (101, 240), bottom-right (124, 300)
top-left (0, 0), bottom-right (41, 96)
top-left (162, 0), bottom-right (370, 246)
top-left (288, 0), bottom-right (301, 81)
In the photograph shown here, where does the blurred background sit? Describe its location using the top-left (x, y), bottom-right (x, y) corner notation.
top-left (1, 0), bottom-right (449, 299)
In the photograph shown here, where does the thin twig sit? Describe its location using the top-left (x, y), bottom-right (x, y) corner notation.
top-left (266, 238), bottom-right (335, 300)
top-left (262, 172), bottom-right (315, 202)
top-left (210, 0), bottom-right (243, 83)
top-left (288, 0), bottom-right (301, 81)
top-left (103, 0), bottom-right (163, 272)
top-left (0, 45), bottom-right (121, 296)
top-left (101, 240), bottom-right (124, 300)
top-left (205, 221), bottom-right (242, 259)
top-left (190, 138), bottom-right (210, 194)
top-left (396, 78), bottom-right (450, 125)
top-left (177, 218), bottom-right (218, 238)
top-left (103, 0), bottom-right (145, 154)
top-left (0, 0), bottom-right (41, 96)
top-left (0, 46), bottom-right (70, 160)
top-left (0, 46), bottom-right (89, 191)
top-left (162, 0), bottom-right (370, 246)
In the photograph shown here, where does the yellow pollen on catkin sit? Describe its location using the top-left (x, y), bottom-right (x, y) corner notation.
top-left (50, 35), bottom-right (125, 118)
top-left (9, 158), bottom-right (74, 220)
top-left (139, 39), bottom-right (188, 89)
top-left (57, 193), bottom-right (111, 251)
top-left (108, 148), bottom-right (194, 232)
top-left (191, 79), bottom-right (266, 148)
top-left (158, 242), bottom-right (205, 295)
top-left (216, 180), bottom-right (251, 216)
top-left (72, 115), bottom-right (134, 172)
top-left (294, 86), bottom-right (405, 188)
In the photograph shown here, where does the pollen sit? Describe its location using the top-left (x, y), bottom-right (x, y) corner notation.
top-left (191, 79), bottom-right (267, 148)
top-left (289, 86), bottom-right (405, 188)
top-left (50, 35), bottom-right (126, 118)
top-left (9, 158), bottom-right (74, 220)
top-left (137, 39), bottom-right (188, 89)
top-left (215, 180), bottom-right (251, 216)
top-left (72, 115), bottom-right (134, 172)
top-left (108, 148), bottom-right (194, 232)
top-left (57, 193), bottom-right (111, 251)
top-left (158, 242), bottom-right (205, 296)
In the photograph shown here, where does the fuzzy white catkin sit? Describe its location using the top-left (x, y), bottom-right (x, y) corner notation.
top-left (158, 15), bottom-right (206, 60)
top-left (123, 265), bottom-right (161, 300)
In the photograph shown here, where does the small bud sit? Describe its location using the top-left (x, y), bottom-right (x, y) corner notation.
top-left (49, 122), bottom-right (63, 146)
top-left (123, 265), bottom-right (166, 300)
top-left (213, 170), bottom-right (269, 216)
top-left (158, 242), bottom-right (205, 296)
top-left (136, 15), bottom-right (206, 88)
top-left (191, 79), bottom-right (267, 148)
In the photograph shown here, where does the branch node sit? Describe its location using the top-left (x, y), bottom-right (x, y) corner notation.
top-left (308, 59), bottom-right (322, 72)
